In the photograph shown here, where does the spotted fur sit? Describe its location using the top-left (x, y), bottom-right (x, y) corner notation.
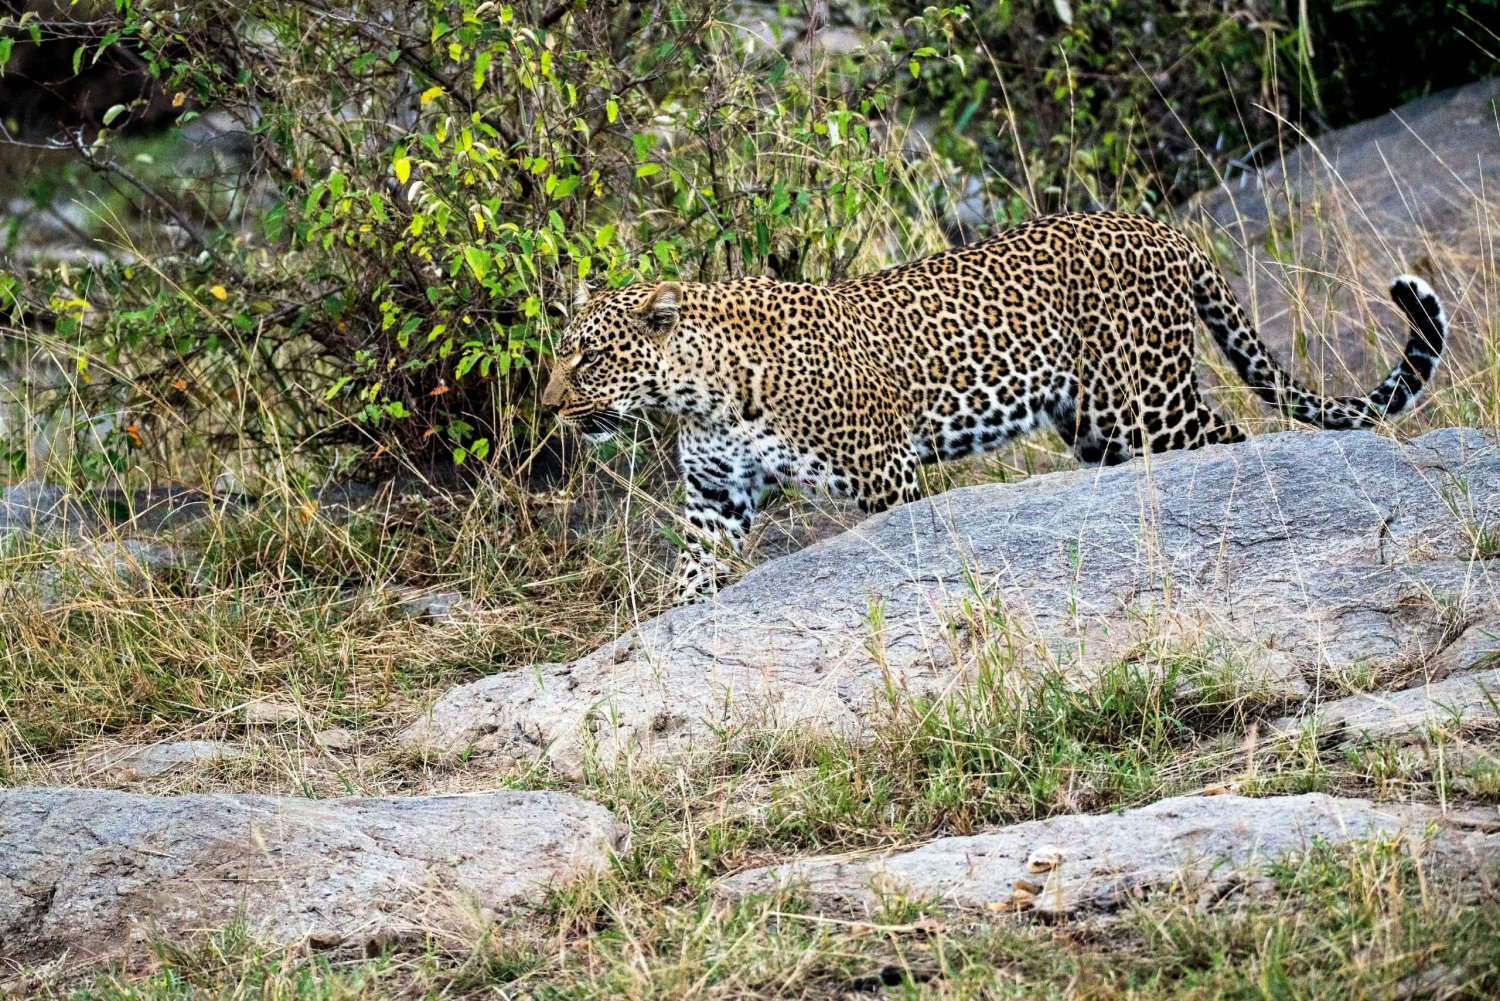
top-left (542, 212), bottom-right (1447, 601)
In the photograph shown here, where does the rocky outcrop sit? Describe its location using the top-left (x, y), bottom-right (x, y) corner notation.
top-left (0, 788), bottom-right (622, 962)
top-left (1186, 77), bottom-right (1499, 382)
top-left (722, 793), bottom-right (1490, 918)
top-left (401, 429), bottom-right (1500, 773)
top-left (1274, 664), bottom-right (1500, 743)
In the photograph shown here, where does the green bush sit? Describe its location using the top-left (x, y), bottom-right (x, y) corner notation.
top-left (0, 1), bottom-right (1494, 479)
top-left (1, 1), bottom-right (972, 478)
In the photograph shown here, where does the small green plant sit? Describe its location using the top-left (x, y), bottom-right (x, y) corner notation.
top-left (761, 657), bottom-right (1230, 847)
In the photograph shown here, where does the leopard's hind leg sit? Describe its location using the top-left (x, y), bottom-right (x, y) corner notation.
top-left (853, 441), bottom-right (923, 512)
top-left (1052, 389), bottom-right (1137, 467)
top-left (1044, 379), bottom-right (1123, 467)
top-left (1151, 380), bottom-right (1246, 453)
top-left (1193, 406), bottom-right (1246, 446)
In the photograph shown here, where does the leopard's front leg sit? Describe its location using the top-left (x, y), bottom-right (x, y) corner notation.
top-left (672, 428), bottom-right (768, 603)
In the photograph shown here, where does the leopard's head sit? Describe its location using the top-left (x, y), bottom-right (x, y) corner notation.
top-left (542, 282), bottom-right (681, 442)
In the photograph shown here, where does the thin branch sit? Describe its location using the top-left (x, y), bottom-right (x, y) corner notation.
top-left (71, 131), bottom-right (213, 254)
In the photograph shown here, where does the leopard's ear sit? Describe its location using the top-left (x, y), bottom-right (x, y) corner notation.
top-left (573, 282), bottom-right (592, 310)
top-left (634, 282), bottom-right (681, 337)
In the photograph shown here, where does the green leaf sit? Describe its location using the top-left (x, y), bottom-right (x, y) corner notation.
top-left (0, 38), bottom-right (13, 71)
top-left (635, 163), bottom-right (660, 178)
top-left (605, 98), bottom-right (619, 123)
top-left (396, 314), bottom-right (422, 348)
top-left (262, 203), bottom-right (287, 241)
top-left (101, 104), bottom-right (127, 127)
top-left (323, 375), bottom-right (354, 401)
top-left (595, 224), bottom-right (616, 249)
top-left (463, 246), bottom-right (490, 281)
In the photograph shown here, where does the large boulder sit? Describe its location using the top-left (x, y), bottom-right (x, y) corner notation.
top-left (401, 428), bottom-right (1500, 773)
top-left (722, 793), bottom-right (1491, 918)
top-left (1185, 77), bottom-right (1500, 386)
top-left (0, 788), bottom-right (622, 963)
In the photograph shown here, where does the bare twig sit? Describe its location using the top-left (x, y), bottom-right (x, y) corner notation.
top-left (71, 131), bottom-right (214, 254)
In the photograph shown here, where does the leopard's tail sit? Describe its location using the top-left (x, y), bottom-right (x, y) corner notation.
top-left (1191, 255), bottom-right (1446, 428)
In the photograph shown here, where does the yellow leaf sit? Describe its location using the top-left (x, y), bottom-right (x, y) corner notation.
top-left (210, 285), bottom-right (228, 301)
top-left (420, 86), bottom-right (444, 106)
top-left (172, 92), bottom-right (186, 108)
top-left (394, 157), bottom-right (411, 184)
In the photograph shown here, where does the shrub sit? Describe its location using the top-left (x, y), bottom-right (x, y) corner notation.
top-left (0, 1), bottom-right (970, 479)
top-left (0, 1), bottom-right (1494, 480)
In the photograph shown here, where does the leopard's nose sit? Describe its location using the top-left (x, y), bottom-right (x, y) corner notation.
top-left (540, 377), bottom-right (565, 412)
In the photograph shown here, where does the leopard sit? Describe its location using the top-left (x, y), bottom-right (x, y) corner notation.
top-left (541, 211), bottom-right (1448, 602)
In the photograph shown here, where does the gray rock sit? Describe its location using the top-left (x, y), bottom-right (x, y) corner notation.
top-left (77, 538), bottom-right (180, 581)
top-left (1275, 666), bottom-right (1500, 743)
top-left (0, 481), bottom-right (91, 537)
top-left (722, 793), bottom-right (1472, 918)
top-left (1185, 77), bottom-right (1500, 380)
top-left (80, 740), bottom-right (245, 779)
top-left (400, 429), bottom-right (1500, 773)
top-left (243, 700), bottom-right (302, 727)
top-left (394, 587), bottom-right (472, 623)
top-left (105, 486), bottom-right (225, 532)
top-left (314, 727), bottom-right (355, 751)
top-left (18, 538), bottom-right (183, 610)
top-left (0, 787), bottom-right (622, 962)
